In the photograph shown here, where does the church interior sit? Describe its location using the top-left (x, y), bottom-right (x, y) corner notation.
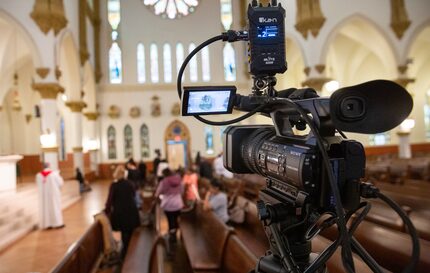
top-left (0, 0), bottom-right (430, 272)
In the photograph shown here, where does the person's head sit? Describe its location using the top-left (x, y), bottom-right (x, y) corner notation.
top-left (43, 162), bottom-right (50, 169)
top-left (177, 167), bottom-right (185, 177)
top-left (209, 178), bottom-right (222, 194)
top-left (155, 149), bottom-right (161, 157)
top-left (113, 165), bottom-right (126, 181)
top-left (185, 165), bottom-right (196, 174)
top-left (126, 161), bottom-right (136, 169)
top-left (162, 167), bottom-right (173, 178)
top-left (76, 167), bottom-right (81, 172)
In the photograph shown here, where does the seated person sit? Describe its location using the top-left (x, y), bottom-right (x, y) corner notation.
top-left (203, 178), bottom-right (229, 223)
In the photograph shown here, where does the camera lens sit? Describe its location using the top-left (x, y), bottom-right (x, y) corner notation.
top-left (242, 127), bottom-right (276, 175)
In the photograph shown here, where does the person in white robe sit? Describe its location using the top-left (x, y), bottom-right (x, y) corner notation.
top-left (36, 164), bottom-right (65, 229)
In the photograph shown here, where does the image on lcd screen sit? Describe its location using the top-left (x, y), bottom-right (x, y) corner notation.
top-left (187, 91), bottom-right (231, 114)
top-left (257, 25), bottom-right (278, 38)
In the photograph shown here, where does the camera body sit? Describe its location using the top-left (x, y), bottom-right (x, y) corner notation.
top-left (248, 3), bottom-right (287, 76)
top-left (223, 125), bottom-right (365, 211)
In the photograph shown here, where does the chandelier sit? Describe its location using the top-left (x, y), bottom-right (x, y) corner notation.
top-left (143, 0), bottom-right (199, 19)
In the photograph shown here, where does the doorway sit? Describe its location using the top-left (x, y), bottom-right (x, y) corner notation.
top-left (164, 120), bottom-right (191, 169)
top-left (166, 140), bottom-right (187, 170)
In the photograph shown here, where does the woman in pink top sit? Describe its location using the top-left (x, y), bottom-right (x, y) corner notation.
top-left (155, 168), bottom-right (183, 242)
top-left (182, 166), bottom-right (200, 209)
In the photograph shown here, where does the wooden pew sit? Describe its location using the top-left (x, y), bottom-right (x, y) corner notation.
top-left (49, 220), bottom-right (108, 273)
top-left (148, 238), bottom-right (166, 273)
top-left (179, 205), bottom-right (233, 272)
top-left (221, 234), bottom-right (257, 273)
top-left (179, 204), bottom-right (258, 273)
top-left (321, 220), bottom-right (430, 273)
top-left (122, 228), bottom-right (158, 273)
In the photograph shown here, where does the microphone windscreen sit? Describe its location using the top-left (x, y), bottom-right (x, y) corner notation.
top-left (329, 80), bottom-right (413, 134)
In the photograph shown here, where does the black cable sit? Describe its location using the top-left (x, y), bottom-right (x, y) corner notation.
top-left (351, 238), bottom-right (384, 273)
top-left (274, 97), bottom-right (355, 273)
top-left (176, 33), bottom-right (257, 126)
top-left (305, 202), bottom-right (369, 273)
top-left (344, 203), bottom-right (385, 273)
top-left (376, 191), bottom-right (420, 273)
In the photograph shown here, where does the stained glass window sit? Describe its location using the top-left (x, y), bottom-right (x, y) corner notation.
top-left (369, 132), bottom-right (391, 146)
top-left (163, 43), bottom-right (172, 83)
top-left (124, 125), bottom-right (133, 159)
top-left (425, 90), bottom-right (430, 139)
top-left (140, 124), bottom-right (150, 158)
top-left (109, 42), bottom-right (122, 84)
top-left (220, 0), bottom-right (233, 30)
top-left (150, 43), bottom-right (159, 83)
top-left (223, 43), bottom-right (236, 81)
top-left (201, 47), bottom-right (210, 82)
top-left (189, 43), bottom-right (198, 82)
top-left (205, 126), bottom-right (214, 155)
top-left (108, 125), bottom-right (117, 159)
top-left (176, 43), bottom-right (184, 77)
top-left (108, 0), bottom-right (122, 84)
top-left (108, 0), bottom-right (120, 30)
top-left (137, 43), bottom-right (146, 83)
top-left (143, 0), bottom-right (199, 20)
top-left (59, 118), bottom-right (66, 161)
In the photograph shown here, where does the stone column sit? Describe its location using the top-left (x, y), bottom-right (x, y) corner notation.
top-left (397, 132), bottom-right (412, 159)
top-left (66, 101), bottom-right (87, 173)
top-left (84, 112), bottom-right (100, 175)
top-left (33, 83), bottom-right (64, 170)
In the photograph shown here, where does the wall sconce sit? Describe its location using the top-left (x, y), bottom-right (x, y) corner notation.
top-left (84, 139), bottom-right (100, 151)
top-left (40, 131), bottom-right (57, 148)
top-left (399, 118), bottom-right (415, 133)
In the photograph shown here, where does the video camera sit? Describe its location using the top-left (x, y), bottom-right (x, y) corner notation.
top-left (177, 1), bottom-right (418, 273)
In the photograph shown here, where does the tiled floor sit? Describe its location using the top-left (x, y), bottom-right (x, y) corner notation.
top-left (0, 180), bottom-right (112, 273)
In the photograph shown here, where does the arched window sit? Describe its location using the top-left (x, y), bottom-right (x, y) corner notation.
top-left (137, 43), bottom-right (146, 83)
top-left (108, 0), bottom-right (121, 30)
top-left (220, 0), bottom-right (233, 31)
top-left (59, 117), bottom-right (66, 161)
top-left (201, 47), bottom-right (210, 82)
top-left (369, 132), bottom-right (391, 146)
top-left (189, 43), bottom-right (198, 82)
top-left (109, 42), bottom-right (122, 83)
top-left (124, 125), bottom-right (133, 159)
top-left (425, 90), bottom-right (430, 139)
top-left (108, 125), bottom-right (117, 159)
top-left (223, 43), bottom-right (236, 81)
top-left (205, 126), bottom-right (214, 155)
top-left (108, 0), bottom-right (122, 84)
top-left (150, 43), bottom-right (159, 83)
top-left (176, 43), bottom-right (184, 77)
top-left (163, 43), bottom-right (172, 83)
top-left (140, 124), bottom-right (150, 158)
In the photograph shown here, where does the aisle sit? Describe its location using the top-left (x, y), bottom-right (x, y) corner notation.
top-left (0, 180), bottom-right (112, 273)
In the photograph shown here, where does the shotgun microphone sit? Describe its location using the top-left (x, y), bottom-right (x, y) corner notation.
top-left (329, 80), bottom-right (413, 134)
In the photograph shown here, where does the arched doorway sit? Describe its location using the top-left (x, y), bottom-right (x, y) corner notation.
top-left (164, 120), bottom-right (191, 170)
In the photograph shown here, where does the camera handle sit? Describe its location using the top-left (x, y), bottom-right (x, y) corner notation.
top-left (253, 199), bottom-right (328, 273)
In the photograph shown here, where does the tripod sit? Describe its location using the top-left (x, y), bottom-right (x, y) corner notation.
top-left (253, 187), bottom-right (328, 273)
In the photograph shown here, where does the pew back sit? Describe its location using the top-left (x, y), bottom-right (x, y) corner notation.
top-left (49, 221), bottom-right (104, 273)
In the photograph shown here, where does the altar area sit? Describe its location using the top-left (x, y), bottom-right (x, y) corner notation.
top-left (0, 155), bottom-right (23, 192)
top-left (0, 178), bottom-right (81, 251)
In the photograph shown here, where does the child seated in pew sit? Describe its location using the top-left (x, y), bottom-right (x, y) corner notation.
top-left (203, 178), bottom-right (229, 223)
